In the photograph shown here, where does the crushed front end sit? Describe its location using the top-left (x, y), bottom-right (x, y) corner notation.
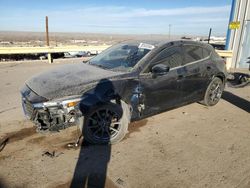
top-left (21, 85), bottom-right (83, 132)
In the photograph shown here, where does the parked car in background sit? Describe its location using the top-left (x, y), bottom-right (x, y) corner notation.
top-left (21, 40), bottom-right (227, 144)
top-left (210, 43), bottom-right (225, 50)
top-left (39, 53), bottom-right (65, 60)
top-left (64, 51), bottom-right (90, 58)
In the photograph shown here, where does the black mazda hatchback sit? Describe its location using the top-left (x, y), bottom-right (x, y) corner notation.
top-left (21, 40), bottom-right (227, 144)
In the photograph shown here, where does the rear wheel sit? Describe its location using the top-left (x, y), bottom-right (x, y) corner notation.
top-left (78, 101), bottom-right (130, 144)
top-left (201, 77), bottom-right (224, 106)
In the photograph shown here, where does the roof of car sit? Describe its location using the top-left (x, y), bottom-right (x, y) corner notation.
top-left (120, 39), bottom-right (164, 46)
top-left (120, 39), bottom-right (211, 49)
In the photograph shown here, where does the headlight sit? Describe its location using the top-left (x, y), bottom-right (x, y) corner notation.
top-left (33, 98), bottom-right (82, 109)
top-left (33, 101), bottom-right (60, 108)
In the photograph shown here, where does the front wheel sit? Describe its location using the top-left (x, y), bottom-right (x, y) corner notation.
top-left (78, 101), bottom-right (130, 144)
top-left (201, 77), bottom-right (224, 106)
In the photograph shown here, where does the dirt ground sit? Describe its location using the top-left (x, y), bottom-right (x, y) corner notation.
top-left (0, 59), bottom-right (249, 188)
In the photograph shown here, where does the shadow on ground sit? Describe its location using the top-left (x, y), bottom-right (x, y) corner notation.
top-left (222, 91), bottom-right (250, 113)
top-left (70, 78), bottom-right (119, 188)
top-left (70, 142), bottom-right (113, 188)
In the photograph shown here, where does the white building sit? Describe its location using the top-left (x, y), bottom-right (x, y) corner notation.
top-left (226, 0), bottom-right (250, 69)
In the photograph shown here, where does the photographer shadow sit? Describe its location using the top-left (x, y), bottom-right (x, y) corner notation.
top-left (70, 78), bottom-right (122, 188)
top-left (70, 142), bottom-right (112, 188)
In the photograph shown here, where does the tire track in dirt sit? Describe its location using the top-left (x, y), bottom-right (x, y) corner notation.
top-left (26, 129), bottom-right (82, 151)
top-left (0, 127), bottom-right (81, 163)
top-left (0, 126), bottom-right (37, 153)
top-left (0, 147), bottom-right (26, 160)
top-left (2, 127), bottom-right (37, 143)
top-left (0, 106), bottom-right (18, 114)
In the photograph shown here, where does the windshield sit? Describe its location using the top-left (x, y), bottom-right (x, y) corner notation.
top-left (88, 42), bottom-right (154, 72)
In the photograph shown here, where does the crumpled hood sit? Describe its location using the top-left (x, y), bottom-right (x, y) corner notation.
top-left (25, 63), bottom-right (123, 100)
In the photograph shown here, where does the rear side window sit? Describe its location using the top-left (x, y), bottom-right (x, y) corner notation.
top-left (183, 45), bottom-right (203, 64)
top-left (151, 46), bottom-right (183, 69)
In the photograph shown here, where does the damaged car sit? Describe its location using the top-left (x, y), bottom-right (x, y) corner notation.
top-left (21, 40), bottom-right (227, 144)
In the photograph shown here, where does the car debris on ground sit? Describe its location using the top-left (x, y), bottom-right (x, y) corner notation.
top-left (42, 151), bottom-right (64, 158)
top-left (227, 72), bottom-right (250, 88)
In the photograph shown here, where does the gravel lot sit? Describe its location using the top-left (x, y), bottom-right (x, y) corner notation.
top-left (0, 59), bottom-right (249, 188)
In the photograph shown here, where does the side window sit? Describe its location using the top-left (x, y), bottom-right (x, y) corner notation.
top-left (184, 45), bottom-right (203, 64)
top-left (151, 46), bottom-right (183, 69)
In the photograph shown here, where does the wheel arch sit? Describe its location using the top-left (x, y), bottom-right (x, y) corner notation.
top-left (79, 92), bottom-right (131, 117)
top-left (213, 72), bottom-right (226, 85)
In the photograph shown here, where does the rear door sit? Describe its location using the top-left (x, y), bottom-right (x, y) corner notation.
top-left (181, 45), bottom-right (211, 102)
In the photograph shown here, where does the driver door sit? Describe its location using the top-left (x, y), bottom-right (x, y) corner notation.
top-left (139, 45), bottom-right (185, 117)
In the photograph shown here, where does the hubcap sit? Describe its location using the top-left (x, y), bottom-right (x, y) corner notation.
top-left (87, 109), bottom-right (121, 141)
top-left (209, 81), bottom-right (222, 103)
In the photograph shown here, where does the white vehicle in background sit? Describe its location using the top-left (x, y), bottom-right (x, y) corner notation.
top-left (209, 36), bottom-right (226, 42)
top-left (64, 51), bottom-right (91, 58)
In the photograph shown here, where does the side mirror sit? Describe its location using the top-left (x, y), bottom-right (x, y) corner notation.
top-left (151, 64), bottom-right (170, 77)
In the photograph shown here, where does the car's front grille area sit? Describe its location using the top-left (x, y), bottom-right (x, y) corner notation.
top-left (22, 97), bottom-right (34, 119)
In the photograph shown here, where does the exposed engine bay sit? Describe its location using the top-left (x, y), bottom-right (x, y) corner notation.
top-left (33, 105), bottom-right (82, 132)
top-left (21, 87), bottom-right (83, 132)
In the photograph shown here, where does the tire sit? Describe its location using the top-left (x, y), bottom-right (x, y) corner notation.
top-left (78, 101), bottom-right (130, 144)
top-left (201, 77), bottom-right (224, 106)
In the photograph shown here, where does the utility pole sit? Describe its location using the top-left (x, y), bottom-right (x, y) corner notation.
top-left (208, 28), bottom-right (212, 44)
top-left (45, 16), bottom-right (53, 63)
top-left (46, 16), bottom-right (49, 46)
top-left (168, 24), bottom-right (172, 40)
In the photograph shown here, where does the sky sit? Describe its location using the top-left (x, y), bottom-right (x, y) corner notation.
top-left (0, 0), bottom-right (232, 36)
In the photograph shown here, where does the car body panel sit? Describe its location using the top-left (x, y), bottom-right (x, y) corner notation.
top-left (139, 68), bottom-right (183, 116)
top-left (25, 63), bottom-right (124, 100)
top-left (20, 40), bottom-right (227, 132)
top-left (181, 59), bottom-right (211, 102)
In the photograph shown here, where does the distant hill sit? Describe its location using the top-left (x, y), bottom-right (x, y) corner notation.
top-left (0, 31), bottom-right (191, 45)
